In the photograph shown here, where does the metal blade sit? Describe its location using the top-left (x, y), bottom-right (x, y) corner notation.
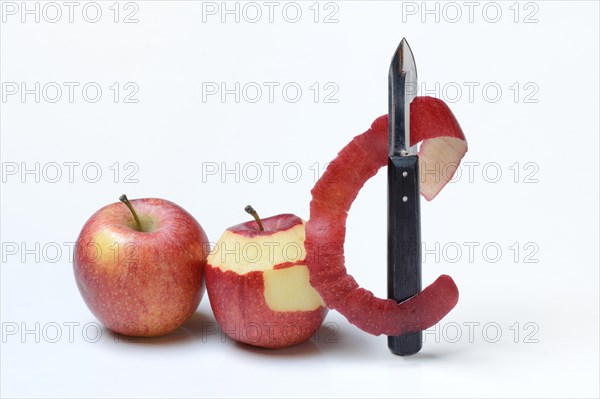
top-left (388, 38), bottom-right (418, 157)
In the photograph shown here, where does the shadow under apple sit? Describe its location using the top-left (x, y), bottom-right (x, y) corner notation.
top-left (106, 310), bottom-right (215, 346)
top-left (232, 336), bottom-right (322, 358)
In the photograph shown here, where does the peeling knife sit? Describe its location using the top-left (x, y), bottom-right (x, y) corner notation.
top-left (387, 38), bottom-right (422, 356)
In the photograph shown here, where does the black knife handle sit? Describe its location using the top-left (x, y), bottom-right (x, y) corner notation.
top-left (387, 155), bottom-right (422, 355)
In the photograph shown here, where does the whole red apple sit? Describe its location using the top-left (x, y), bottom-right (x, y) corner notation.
top-left (205, 206), bottom-right (327, 349)
top-left (74, 195), bottom-right (209, 337)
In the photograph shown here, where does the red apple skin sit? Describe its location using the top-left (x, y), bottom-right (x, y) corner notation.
top-left (74, 198), bottom-right (209, 337)
top-left (205, 267), bottom-right (327, 349)
top-left (205, 214), bottom-right (327, 349)
top-left (228, 213), bottom-right (303, 237)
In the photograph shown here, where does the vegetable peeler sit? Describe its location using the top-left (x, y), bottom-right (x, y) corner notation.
top-left (387, 38), bottom-right (422, 356)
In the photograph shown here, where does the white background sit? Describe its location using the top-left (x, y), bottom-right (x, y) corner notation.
top-left (1, 1), bottom-right (599, 398)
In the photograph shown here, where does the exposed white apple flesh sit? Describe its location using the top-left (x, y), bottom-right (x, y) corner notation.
top-left (209, 221), bottom-right (306, 274)
top-left (419, 136), bottom-right (468, 201)
top-left (263, 265), bottom-right (324, 312)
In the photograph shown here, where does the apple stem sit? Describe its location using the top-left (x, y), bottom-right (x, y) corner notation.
top-left (244, 205), bottom-right (264, 232)
top-left (119, 194), bottom-right (143, 232)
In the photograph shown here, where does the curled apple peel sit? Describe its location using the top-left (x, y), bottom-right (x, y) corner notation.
top-left (410, 96), bottom-right (468, 200)
top-left (305, 96), bottom-right (467, 336)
